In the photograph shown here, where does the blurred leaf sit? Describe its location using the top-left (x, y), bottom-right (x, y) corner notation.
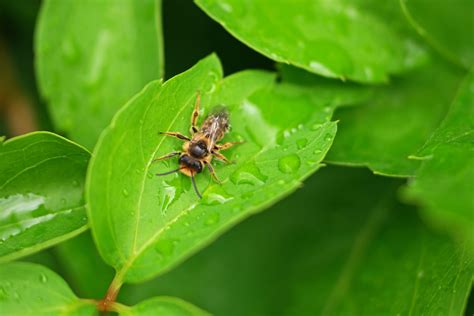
top-left (35, 0), bottom-right (164, 149)
top-left (405, 70), bottom-right (474, 250)
top-left (400, 0), bottom-right (474, 68)
top-left (195, 0), bottom-right (426, 83)
top-left (326, 57), bottom-right (464, 176)
top-left (87, 54), bottom-right (367, 283)
top-left (120, 167), bottom-right (473, 315)
top-left (120, 297), bottom-right (210, 316)
top-left (0, 262), bottom-right (97, 315)
top-left (0, 132), bottom-right (89, 262)
top-left (54, 232), bottom-right (114, 299)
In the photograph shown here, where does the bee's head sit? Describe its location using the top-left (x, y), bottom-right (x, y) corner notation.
top-left (179, 154), bottom-right (203, 176)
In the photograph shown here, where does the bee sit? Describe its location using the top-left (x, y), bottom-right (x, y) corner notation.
top-left (154, 92), bottom-right (241, 199)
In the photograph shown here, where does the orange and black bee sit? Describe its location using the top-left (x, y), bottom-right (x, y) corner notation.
top-left (154, 92), bottom-right (241, 198)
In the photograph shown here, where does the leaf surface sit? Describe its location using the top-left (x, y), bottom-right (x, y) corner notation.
top-left (0, 262), bottom-right (96, 316)
top-left (120, 297), bottom-right (209, 316)
top-left (36, 0), bottom-right (164, 149)
top-left (400, 0), bottom-right (474, 67)
top-left (0, 132), bottom-right (89, 262)
top-left (195, 0), bottom-right (426, 83)
top-left (120, 167), bottom-right (473, 315)
top-left (405, 70), bottom-right (474, 249)
top-left (87, 54), bottom-right (365, 283)
top-left (325, 57), bottom-right (464, 176)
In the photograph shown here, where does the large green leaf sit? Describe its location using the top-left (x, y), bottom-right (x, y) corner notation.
top-left (326, 57), bottom-right (464, 176)
top-left (0, 132), bottom-right (89, 263)
top-left (400, 0), bottom-right (474, 67)
top-left (119, 297), bottom-right (209, 316)
top-left (36, 0), bottom-right (164, 149)
top-left (405, 70), bottom-right (474, 249)
top-left (0, 262), bottom-right (96, 316)
top-left (120, 167), bottom-right (473, 315)
top-left (87, 54), bottom-right (366, 283)
top-left (195, 0), bottom-right (426, 83)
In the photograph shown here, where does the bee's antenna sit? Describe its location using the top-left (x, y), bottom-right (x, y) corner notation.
top-left (191, 173), bottom-right (202, 199)
top-left (156, 168), bottom-right (182, 176)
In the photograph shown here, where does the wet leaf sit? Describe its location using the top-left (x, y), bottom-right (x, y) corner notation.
top-left (405, 70), bottom-right (474, 250)
top-left (87, 54), bottom-right (365, 283)
top-left (0, 132), bottom-right (89, 263)
top-left (326, 57), bottom-right (464, 176)
top-left (400, 0), bottom-right (474, 68)
top-left (120, 297), bottom-right (209, 316)
top-left (36, 0), bottom-right (164, 149)
top-left (120, 167), bottom-right (473, 316)
top-left (0, 262), bottom-right (97, 316)
top-left (195, 0), bottom-right (426, 83)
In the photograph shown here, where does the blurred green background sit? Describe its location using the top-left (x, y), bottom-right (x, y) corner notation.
top-left (1, 0), bottom-right (472, 315)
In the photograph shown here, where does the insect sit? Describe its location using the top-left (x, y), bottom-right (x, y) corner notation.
top-left (154, 92), bottom-right (241, 199)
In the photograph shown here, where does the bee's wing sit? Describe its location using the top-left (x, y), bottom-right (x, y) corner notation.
top-left (202, 111), bottom-right (229, 150)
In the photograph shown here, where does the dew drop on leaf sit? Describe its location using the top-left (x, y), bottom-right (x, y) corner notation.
top-left (202, 185), bottom-right (233, 205)
top-left (154, 239), bottom-right (175, 257)
top-left (278, 154), bottom-right (301, 174)
top-left (39, 273), bottom-right (48, 283)
top-left (204, 212), bottom-right (220, 226)
top-left (122, 189), bottom-right (129, 197)
top-left (230, 161), bottom-right (267, 185)
top-left (296, 138), bottom-right (308, 149)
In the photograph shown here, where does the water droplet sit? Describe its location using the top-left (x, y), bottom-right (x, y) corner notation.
top-left (122, 189), bottom-right (129, 197)
top-left (202, 186), bottom-right (233, 205)
top-left (278, 154), bottom-right (301, 174)
top-left (39, 274), bottom-right (47, 283)
top-left (311, 123), bottom-right (323, 131)
top-left (324, 133), bottom-right (333, 142)
top-left (296, 138), bottom-right (308, 150)
top-left (154, 239), bottom-right (175, 257)
top-left (230, 162), bottom-right (267, 186)
top-left (205, 212), bottom-right (220, 226)
top-left (71, 180), bottom-right (79, 187)
top-left (309, 61), bottom-right (337, 77)
top-left (219, 2), bottom-right (233, 12)
top-left (313, 148), bottom-right (322, 155)
top-left (417, 270), bottom-right (424, 278)
top-left (147, 171), bottom-right (154, 179)
top-left (183, 221), bottom-right (190, 227)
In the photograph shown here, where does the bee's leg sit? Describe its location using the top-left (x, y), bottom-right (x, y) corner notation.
top-left (205, 161), bottom-right (222, 184)
top-left (214, 141), bottom-right (243, 151)
top-left (159, 132), bottom-right (190, 141)
top-left (152, 151), bottom-right (181, 163)
top-left (212, 151), bottom-right (233, 164)
top-left (191, 91), bottom-right (201, 134)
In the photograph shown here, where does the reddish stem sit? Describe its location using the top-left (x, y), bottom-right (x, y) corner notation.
top-left (97, 274), bottom-right (123, 312)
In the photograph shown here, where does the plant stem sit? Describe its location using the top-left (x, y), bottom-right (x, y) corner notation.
top-left (97, 271), bottom-right (124, 312)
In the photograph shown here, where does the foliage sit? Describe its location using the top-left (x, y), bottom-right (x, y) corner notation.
top-left (0, 0), bottom-right (472, 315)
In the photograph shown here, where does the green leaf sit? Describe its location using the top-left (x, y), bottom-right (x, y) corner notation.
top-left (195, 0), bottom-right (426, 83)
top-left (119, 297), bottom-right (210, 316)
top-left (400, 0), bottom-right (474, 68)
top-left (0, 262), bottom-right (97, 316)
top-left (120, 167), bottom-right (473, 315)
top-left (405, 70), bottom-right (474, 249)
top-left (0, 132), bottom-right (89, 263)
top-left (326, 57), bottom-right (465, 176)
top-left (87, 54), bottom-right (364, 283)
top-left (36, 0), bottom-right (164, 149)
